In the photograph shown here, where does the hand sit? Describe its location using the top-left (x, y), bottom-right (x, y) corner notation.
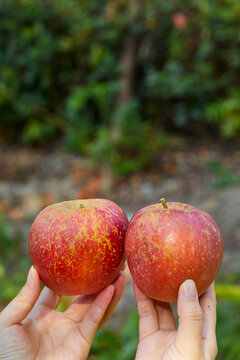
top-left (134, 280), bottom-right (218, 360)
top-left (0, 266), bottom-right (125, 360)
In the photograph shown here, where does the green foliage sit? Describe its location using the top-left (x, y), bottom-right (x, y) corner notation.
top-left (0, 212), bottom-right (30, 304)
top-left (0, 0), bottom-right (119, 146)
top-left (205, 90), bottom-right (240, 137)
top-left (216, 268), bottom-right (240, 302)
top-left (21, 120), bottom-right (56, 145)
top-left (216, 284), bottom-right (240, 302)
top-left (65, 81), bottom-right (118, 153)
top-left (217, 301), bottom-right (240, 360)
top-left (210, 269), bottom-right (240, 359)
top-left (89, 310), bottom-right (138, 360)
top-left (207, 160), bottom-right (240, 187)
top-left (1, 0), bottom-right (240, 173)
top-left (88, 99), bottom-right (170, 174)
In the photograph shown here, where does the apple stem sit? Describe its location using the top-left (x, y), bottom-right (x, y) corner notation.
top-left (160, 198), bottom-right (168, 209)
top-left (79, 204), bottom-right (84, 208)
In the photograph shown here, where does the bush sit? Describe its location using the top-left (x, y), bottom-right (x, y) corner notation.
top-left (1, 0), bottom-right (240, 172)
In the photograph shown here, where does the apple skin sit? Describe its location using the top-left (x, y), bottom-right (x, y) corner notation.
top-left (125, 201), bottom-right (223, 302)
top-left (29, 199), bottom-right (128, 296)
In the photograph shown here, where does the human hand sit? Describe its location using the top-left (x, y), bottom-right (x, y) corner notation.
top-left (134, 280), bottom-right (218, 360)
top-left (0, 266), bottom-right (125, 360)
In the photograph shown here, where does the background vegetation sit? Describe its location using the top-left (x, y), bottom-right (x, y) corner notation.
top-left (1, 0), bottom-right (240, 173)
top-left (1, 1), bottom-right (240, 359)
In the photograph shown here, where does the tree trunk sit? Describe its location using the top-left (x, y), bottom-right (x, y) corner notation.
top-left (111, 0), bottom-right (140, 139)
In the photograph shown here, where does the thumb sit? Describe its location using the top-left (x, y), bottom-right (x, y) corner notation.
top-left (175, 280), bottom-right (203, 357)
top-left (0, 266), bottom-right (41, 327)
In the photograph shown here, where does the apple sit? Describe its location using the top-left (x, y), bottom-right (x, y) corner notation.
top-left (125, 198), bottom-right (223, 302)
top-left (29, 199), bottom-right (128, 296)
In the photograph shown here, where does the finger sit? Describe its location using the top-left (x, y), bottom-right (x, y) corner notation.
top-left (65, 273), bottom-right (125, 323)
top-left (123, 263), bottom-right (132, 282)
top-left (35, 287), bottom-right (61, 309)
top-left (26, 286), bottom-right (62, 320)
top-left (0, 266), bottom-right (41, 326)
top-left (79, 285), bottom-right (115, 345)
top-left (155, 301), bottom-right (176, 331)
top-left (176, 280), bottom-right (203, 356)
top-left (64, 292), bottom-right (97, 323)
top-left (200, 283), bottom-right (218, 358)
top-left (99, 272), bottom-right (125, 329)
top-left (133, 282), bottom-right (159, 341)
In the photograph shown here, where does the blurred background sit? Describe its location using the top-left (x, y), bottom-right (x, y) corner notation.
top-left (0, 0), bottom-right (240, 358)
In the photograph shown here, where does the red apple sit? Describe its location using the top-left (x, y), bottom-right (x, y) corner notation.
top-left (125, 199), bottom-right (223, 302)
top-left (29, 199), bottom-right (128, 295)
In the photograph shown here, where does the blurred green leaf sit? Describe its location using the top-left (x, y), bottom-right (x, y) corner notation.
top-left (207, 160), bottom-right (240, 187)
top-left (0, 264), bottom-right (6, 278)
top-left (0, 212), bottom-right (29, 304)
top-left (216, 284), bottom-right (240, 302)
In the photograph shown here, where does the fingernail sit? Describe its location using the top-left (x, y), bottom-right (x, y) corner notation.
top-left (182, 280), bottom-right (197, 300)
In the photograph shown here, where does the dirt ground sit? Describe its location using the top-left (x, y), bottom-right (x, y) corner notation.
top-left (0, 143), bottom-right (239, 330)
